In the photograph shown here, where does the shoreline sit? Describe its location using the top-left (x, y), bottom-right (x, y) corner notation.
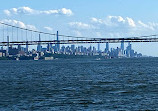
top-left (0, 55), bottom-right (153, 61)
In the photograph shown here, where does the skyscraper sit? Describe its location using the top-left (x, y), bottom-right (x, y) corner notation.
top-left (0, 46), bottom-right (3, 50)
top-left (47, 43), bottom-right (51, 52)
top-left (98, 43), bottom-right (100, 52)
top-left (56, 31), bottom-right (60, 52)
top-left (121, 41), bottom-right (124, 55)
top-left (126, 42), bottom-right (132, 57)
top-left (121, 41), bottom-right (124, 51)
top-left (26, 41), bottom-right (29, 54)
top-left (18, 44), bottom-right (21, 52)
top-left (71, 45), bottom-right (75, 53)
top-left (105, 42), bottom-right (109, 53)
top-left (37, 34), bottom-right (42, 52)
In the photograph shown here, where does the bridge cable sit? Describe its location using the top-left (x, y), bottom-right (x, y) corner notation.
top-left (31, 31), bottom-right (32, 42)
top-left (26, 29), bottom-right (27, 41)
top-left (12, 26), bottom-right (13, 42)
top-left (1, 22), bottom-right (158, 41)
top-left (3, 24), bottom-right (4, 42)
top-left (17, 27), bottom-right (18, 41)
top-left (21, 29), bottom-right (23, 41)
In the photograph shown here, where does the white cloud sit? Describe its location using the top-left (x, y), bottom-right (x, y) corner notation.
top-left (91, 17), bottom-right (104, 24)
top-left (91, 16), bottom-right (136, 28)
top-left (4, 7), bottom-right (73, 16)
top-left (138, 21), bottom-right (154, 30)
top-left (108, 16), bottom-right (125, 23)
top-left (44, 27), bottom-right (53, 31)
top-left (69, 22), bottom-right (95, 29)
top-left (73, 30), bottom-right (82, 36)
top-left (126, 17), bottom-right (136, 27)
top-left (3, 10), bottom-right (11, 16)
top-left (0, 19), bottom-right (37, 30)
top-left (27, 25), bottom-right (37, 30)
top-left (60, 8), bottom-right (73, 16)
top-left (69, 16), bottom-right (158, 38)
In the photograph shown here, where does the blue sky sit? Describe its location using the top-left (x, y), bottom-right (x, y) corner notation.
top-left (1, 0), bottom-right (158, 56)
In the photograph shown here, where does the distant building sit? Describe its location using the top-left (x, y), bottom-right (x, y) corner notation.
top-left (121, 41), bottom-right (124, 51)
top-left (37, 34), bottom-right (42, 52)
top-left (47, 43), bottom-right (52, 52)
top-left (0, 50), bottom-right (6, 57)
top-left (26, 41), bottom-right (29, 54)
top-left (126, 42), bottom-right (132, 57)
top-left (105, 42), bottom-right (109, 53)
top-left (98, 43), bottom-right (100, 52)
top-left (9, 47), bottom-right (19, 55)
top-left (71, 45), bottom-right (75, 53)
top-left (0, 37), bottom-right (143, 59)
top-left (55, 31), bottom-right (60, 52)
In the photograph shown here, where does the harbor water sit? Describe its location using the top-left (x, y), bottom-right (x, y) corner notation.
top-left (0, 58), bottom-right (158, 110)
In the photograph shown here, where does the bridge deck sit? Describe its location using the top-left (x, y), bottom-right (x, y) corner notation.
top-left (0, 37), bottom-right (158, 46)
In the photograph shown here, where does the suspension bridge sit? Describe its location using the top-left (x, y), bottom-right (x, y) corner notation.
top-left (1, 22), bottom-right (158, 46)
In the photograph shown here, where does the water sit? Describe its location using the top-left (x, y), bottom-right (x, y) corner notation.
top-left (0, 58), bottom-right (158, 111)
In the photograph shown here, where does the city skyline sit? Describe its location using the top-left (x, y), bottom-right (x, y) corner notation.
top-left (0, 37), bottom-right (143, 60)
top-left (0, 28), bottom-right (143, 60)
top-left (1, 0), bottom-right (158, 56)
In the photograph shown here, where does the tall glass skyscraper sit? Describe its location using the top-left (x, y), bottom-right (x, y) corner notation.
top-left (106, 42), bottom-right (109, 53)
top-left (121, 41), bottom-right (124, 51)
top-left (37, 34), bottom-right (41, 52)
top-left (98, 43), bottom-right (100, 52)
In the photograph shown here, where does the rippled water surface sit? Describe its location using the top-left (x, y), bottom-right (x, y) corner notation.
top-left (0, 58), bottom-right (158, 111)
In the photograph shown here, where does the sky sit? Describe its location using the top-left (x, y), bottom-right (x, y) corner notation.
top-left (1, 0), bottom-right (158, 56)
